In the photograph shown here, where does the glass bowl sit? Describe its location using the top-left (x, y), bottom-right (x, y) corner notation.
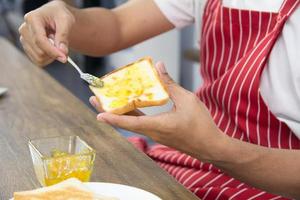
top-left (28, 135), bottom-right (95, 186)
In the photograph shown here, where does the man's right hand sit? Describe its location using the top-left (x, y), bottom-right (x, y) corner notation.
top-left (19, 1), bottom-right (75, 66)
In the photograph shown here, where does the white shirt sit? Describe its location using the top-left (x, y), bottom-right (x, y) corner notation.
top-left (154, 0), bottom-right (300, 138)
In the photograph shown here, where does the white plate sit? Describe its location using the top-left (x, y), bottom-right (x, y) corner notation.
top-left (86, 182), bottom-right (161, 200)
top-left (10, 182), bottom-right (162, 200)
top-left (0, 87), bottom-right (7, 96)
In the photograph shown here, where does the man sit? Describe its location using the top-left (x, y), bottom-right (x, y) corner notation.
top-left (18, 0), bottom-right (300, 199)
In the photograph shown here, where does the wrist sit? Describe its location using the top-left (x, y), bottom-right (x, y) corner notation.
top-left (207, 132), bottom-right (234, 163)
top-left (202, 131), bottom-right (263, 171)
top-left (192, 129), bottom-right (234, 164)
top-left (210, 132), bottom-right (234, 164)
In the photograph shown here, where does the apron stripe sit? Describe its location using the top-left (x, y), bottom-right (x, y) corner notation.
top-left (247, 191), bottom-right (266, 200)
top-left (202, 173), bottom-right (224, 188)
top-left (203, 9), bottom-right (217, 111)
top-left (202, 0), bottom-right (219, 79)
top-left (238, 57), bottom-right (265, 141)
top-left (281, 0), bottom-right (299, 16)
top-left (213, 6), bottom-right (227, 111)
top-left (253, 12), bottom-right (262, 46)
top-left (287, 1), bottom-right (299, 16)
top-left (267, 108), bottom-right (271, 147)
top-left (217, 7), bottom-right (226, 78)
top-left (223, 8), bottom-right (234, 72)
top-left (215, 187), bottom-right (230, 200)
top-left (236, 183), bottom-right (246, 189)
top-left (246, 57), bottom-right (269, 144)
top-left (202, 187), bottom-right (214, 200)
top-left (234, 10), bottom-right (244, 64)
top-left (208, 3), bottom-right (221, 117)
top-left (200, 4), bottom-right (214, 108)
top-left (170, 165), bottom-right (182, 177)
top-left (178, 168), bottom-right (195, 183)
top-left (288, 130), bottom-right (292, 149)
top-left (266, 13), bottom-right (273, 34)
top-left (183, 155), bottom-right (192, 165)
top-left (174, 167), bottom-right (188, 180)
top-left (269, 196), bottom-right (284, 200)
top-left (278, 122), bottom-right (282, 148)
top-left (181, 169), bottom-right (203, 186)
top-left (244, 11), bottom-right (253, 55)
top-left (186, 170), bottom-right (213, 189)
top-left (228, 188), bottom-right (248, 200)
top-left (221, 177), bottom-right (234, 187)
top-left (176, 153), bottom-right (185, 165)
top-left (166, 165), bottom-right (176, 174)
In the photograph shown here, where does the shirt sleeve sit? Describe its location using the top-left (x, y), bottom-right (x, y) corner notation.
top-left (153, 0), bottom-right (196, 28)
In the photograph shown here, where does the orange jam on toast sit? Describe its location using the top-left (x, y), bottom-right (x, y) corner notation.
top-left (101, 65), bottom-right (155, 108)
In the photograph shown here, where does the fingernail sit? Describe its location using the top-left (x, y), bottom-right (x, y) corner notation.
top-left (157, 62), bottom-right (166, 73)
top-left (57, 56), bottom-right (66, 63)
top-left (59, 43), bottom-right (68, 54)
top-left (48, 34), bottom-right (55, 39)
top-left (90, 97), bottom-right (97, 108)
top-left (90, 100), bottom-right (95, 108)
top-left (97, 114), bottom-right (106, 122)
top-left (89, 97), bottom-right (95, 106)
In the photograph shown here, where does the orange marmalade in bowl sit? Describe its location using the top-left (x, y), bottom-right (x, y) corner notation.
top-left (29, 135), bottom-right (95, 186)
top-left (43, 149), bottom-right (94, 186)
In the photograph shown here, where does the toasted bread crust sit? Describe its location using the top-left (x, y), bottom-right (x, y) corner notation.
top-left (89, 57), bottom-right (169, 115)
top-left (13, 178), bottom-right (94, 200)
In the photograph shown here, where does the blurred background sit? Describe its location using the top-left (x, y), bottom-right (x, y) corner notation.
top-left (0, 0), bottom-right (201, 137)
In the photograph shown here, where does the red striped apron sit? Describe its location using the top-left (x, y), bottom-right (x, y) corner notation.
top-left (129, 0), bottom-right (300, 199)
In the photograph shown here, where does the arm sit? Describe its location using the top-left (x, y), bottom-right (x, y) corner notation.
top-left (19, 0), bottom-right (174, 66)
top-left (68, 0), bottom-right (174, 56)
top-left (206, 135), bottom-right (300, 199)
top-left (91, 62), bottom-right (300, 199)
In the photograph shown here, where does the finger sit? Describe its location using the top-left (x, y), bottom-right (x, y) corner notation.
top-left (53, 15), bottom-right (73, 57)
top-left (24, 34), bottom-right (53, 59)
top-left (20, 36), bottom-right (54, 66)
top-left (89, 96), bottom-right (104, 112)
top-left (24, 45), bottom-right (53, 66)
top-left (155, 62), bottom-right (188, 105)
top-left (28, 19), bottom-right (65, 62)
top-left (97, 112), bottom-right (157, 135)
top-left (20, 24), bottom-right (48, 59)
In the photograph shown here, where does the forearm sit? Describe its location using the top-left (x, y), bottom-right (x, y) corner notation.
top-left (67, 6), bottom-right (121, 56)
top-left (200, 133), bottom-right (300, 198)
top-left (67, 0), bottom-right (174, 56)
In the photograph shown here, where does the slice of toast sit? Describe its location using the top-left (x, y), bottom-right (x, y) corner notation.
top-left (89, 57), bottom-right (169, 114)
top-left (13, 178), bottom-right (118, 200)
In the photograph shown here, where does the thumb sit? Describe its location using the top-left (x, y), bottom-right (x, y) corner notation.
top-left (97, 113), bottom-right (158, 136)
top-left (53, 20), bottom-right (71, 62)
top-left (155, 62), bottom-right (186, 104)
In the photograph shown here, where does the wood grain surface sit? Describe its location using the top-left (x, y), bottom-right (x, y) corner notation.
top-left (0, 38), bottom-right (198, 200)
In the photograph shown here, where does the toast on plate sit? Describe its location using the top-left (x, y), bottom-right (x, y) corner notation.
top-left (13, 178), bottom-right (118, 200)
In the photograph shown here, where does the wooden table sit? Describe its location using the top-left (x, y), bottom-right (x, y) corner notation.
top-left (0, 38), bottom-right (198, 199)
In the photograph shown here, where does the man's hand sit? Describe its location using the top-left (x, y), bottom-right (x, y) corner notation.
top-left (18, 0), bottom-right (173, 66)
top-left (90, 62), bottom-right (224, 160)
top-left (19, 1), bottom-right (75, 66)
